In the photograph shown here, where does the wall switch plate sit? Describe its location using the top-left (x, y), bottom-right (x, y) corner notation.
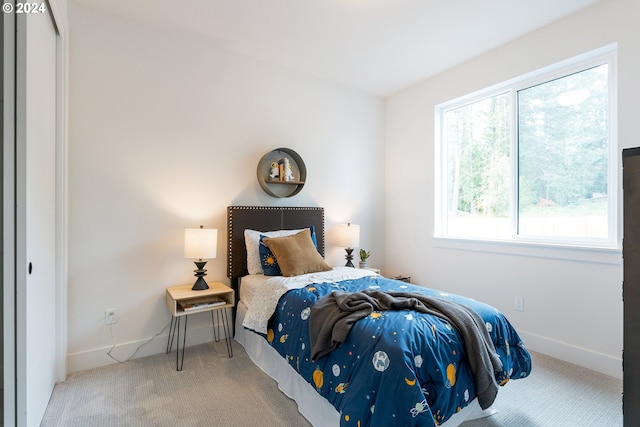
top-left (514, 297), bottom-right (524, 312)
top-left (105, 308), bottom-right (117, 325)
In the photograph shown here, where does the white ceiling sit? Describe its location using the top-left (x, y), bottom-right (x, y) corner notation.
top-left (73, 0), bottom-right (600, 97)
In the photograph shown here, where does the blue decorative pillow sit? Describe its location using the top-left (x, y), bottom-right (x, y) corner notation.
top-left (260, 226), bottom-right (317, 276)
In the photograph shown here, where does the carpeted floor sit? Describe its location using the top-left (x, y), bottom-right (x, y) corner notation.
top-left (41, 341), bottom-right (622, 426)
top-left (43, 341), bottom-right (310, 427)
top-left (460, 351), bottom-right (622, 427)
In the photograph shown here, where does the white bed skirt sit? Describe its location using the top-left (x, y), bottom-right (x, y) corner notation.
top-left (234, 302), bottom-right (495, 427)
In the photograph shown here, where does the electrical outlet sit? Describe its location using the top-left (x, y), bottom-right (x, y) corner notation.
top-left (105, 308), bottom-right (117, 325)
top-left (514, 297), bottom-right (524, 312)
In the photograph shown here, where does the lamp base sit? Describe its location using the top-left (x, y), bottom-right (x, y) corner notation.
top-left (344, 248), bottom-right (355, 268)
top-left (192, 260), bottom-right (210, 290)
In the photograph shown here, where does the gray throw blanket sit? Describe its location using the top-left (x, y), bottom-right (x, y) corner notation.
top-left (308, 290), bottom-right (503, 410)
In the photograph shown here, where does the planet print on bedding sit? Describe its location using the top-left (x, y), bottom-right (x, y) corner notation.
top-left (264, 275), bottom-right (531, 427)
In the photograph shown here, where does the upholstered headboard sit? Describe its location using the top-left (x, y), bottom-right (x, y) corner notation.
top-left (227, 206), bottom-right (325, 303)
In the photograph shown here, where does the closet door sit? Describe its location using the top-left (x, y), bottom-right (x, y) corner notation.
top-left (15, 8), bottom-right (58, 426)
top-left (623, 147), bottom-right (640, 427)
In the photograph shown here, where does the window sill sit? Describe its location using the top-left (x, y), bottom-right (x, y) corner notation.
top-left (432, 237), bottom-right (622, 265)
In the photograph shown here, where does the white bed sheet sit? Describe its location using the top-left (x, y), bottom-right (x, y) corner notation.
top-left (234, 300), bottom-right (496, 427)
top-left (239, 267), bottom-right (378, 334)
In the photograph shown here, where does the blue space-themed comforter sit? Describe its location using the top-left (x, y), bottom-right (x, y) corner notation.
top-left (263, 275), bottom-right (531, 427)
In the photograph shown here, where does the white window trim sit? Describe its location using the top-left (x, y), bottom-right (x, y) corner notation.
top-left (433, 236), bottom-right (621, 265)
top-left (434, 44), bottom-right (620, 264)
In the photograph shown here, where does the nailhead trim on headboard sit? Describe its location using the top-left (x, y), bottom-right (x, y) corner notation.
top-left (227, 206), bottom-right (325, 280)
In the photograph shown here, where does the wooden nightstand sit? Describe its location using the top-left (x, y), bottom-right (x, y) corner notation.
top-left (165, 282), bottom-right (235, 371)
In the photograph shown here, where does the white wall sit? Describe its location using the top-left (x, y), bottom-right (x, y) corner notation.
top-left (385, 0), bottom-right (639, 379)
top-left (67, 2), bottom-right (384, 372)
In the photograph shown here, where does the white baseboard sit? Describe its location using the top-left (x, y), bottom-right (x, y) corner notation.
top-left (66, 324), bottom-right (221, 375)
top-left (519, 330), bottom-right (622, 379)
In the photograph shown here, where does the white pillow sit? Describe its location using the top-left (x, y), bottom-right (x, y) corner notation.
top-left (244, 228), bottom-right (308, 275)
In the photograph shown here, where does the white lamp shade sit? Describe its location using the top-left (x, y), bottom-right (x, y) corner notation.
top-left (334, 223), bottom-right (360, 248)
top-left (184, 227), bottom-right (218, 259)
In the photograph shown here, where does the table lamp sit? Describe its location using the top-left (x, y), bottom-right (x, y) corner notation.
top-left (335, 223), bottom-right (360, 267)
top-left (184, 226), bottom-right (218, 290)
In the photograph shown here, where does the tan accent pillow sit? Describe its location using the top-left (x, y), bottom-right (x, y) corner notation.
top-left (262, 230), bottom-right (332, 277)
top-left (244, 228), bottom-right (308, 275)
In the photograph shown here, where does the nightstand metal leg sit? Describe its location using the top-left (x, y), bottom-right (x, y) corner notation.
top-left (222, 308), bottom-right (233, 358)
top-left (211, 311), bottom-right (220, 342)
top-left (175, 315), bottom-right (187, 371)
top-left (166, 315), bottom-right (177, 354)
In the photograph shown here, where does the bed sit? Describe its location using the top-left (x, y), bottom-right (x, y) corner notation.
top-left (227, 206), bottom-right (531, 427)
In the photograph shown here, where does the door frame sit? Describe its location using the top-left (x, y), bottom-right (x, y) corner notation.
top-left (3, 0), bottom-right (68, 425)
top-left (50, 0), bottom-right (68, 387)
top-left (3, 6), bottom-right (18, 424)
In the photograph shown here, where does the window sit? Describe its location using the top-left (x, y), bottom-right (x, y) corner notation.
top-left (436, 47), bottom-right (617, 250)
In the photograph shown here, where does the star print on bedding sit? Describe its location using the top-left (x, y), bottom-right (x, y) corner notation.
top-left (264, 275), bottom-right (532, 427)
